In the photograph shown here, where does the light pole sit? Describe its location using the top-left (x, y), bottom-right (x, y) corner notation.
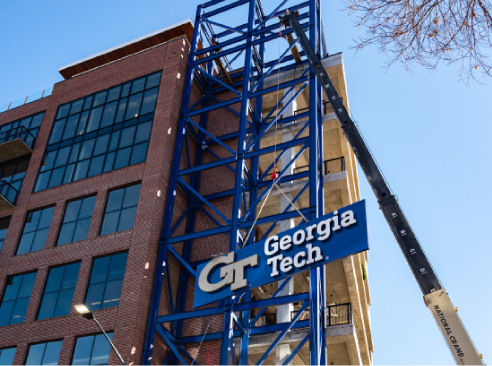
top-left (74, 305), bottom-right (126, 365)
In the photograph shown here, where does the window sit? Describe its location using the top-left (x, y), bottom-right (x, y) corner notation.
top-left (17, 206), bottom-right (55, 255)
top-left (0, 347), bottom-right (16, 365)
top-left (0, 217), bottom-right (10, 252)
top-left (100, 184), bottom-right (140, 236)
top-left (37, 262), bottom-right (81, 320)
top-left (72, 333), bottom-right (113, 365)
top-left (0, 156), bottom-right (30, 204)
top-left (58, 196), bottom-right (96, 245)
top-left (0, 112), bottom-right (44, 148)
top-left (26, 340), bottom-right (63, 365)
top-left (85, 252), bottom-right (128, 311)
top-left (0, 272), bottom-right (36, 326)
top-left (34, 72), bottom-right (161, 192)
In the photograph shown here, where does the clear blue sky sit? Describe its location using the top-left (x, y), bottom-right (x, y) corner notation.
top-left (0, 1), bottom-right (490, 364)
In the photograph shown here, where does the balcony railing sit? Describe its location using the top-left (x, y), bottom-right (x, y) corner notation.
top-left (0, 126), bottom-right (36, 149)
top-left (293, 156), bottom-right (346, 176)
top-left (294, 101), bottom-right (331, 118)
top-left (0, 180), bottom-right (19, 206)
top-left (0, 87), bottom-right (53, 114)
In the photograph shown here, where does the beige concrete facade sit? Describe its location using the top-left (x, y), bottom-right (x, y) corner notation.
top-left (240, 53), bottom-right (373, 365)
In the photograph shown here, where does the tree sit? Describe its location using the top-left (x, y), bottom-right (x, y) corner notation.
top-left (346, 0), bottom-right (492, 80)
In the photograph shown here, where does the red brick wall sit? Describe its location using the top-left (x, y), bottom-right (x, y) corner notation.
top-left (0, 36), bottom-right (191, 365)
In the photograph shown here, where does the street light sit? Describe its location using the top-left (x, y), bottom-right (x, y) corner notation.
top-left (74, 305), bottom-right (126, 365)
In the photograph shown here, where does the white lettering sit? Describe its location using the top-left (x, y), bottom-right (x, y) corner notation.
top-left (267, 254), bottom-right (283, 276)
top-left (293, 251), bottom-right (306, 268)
top-left (265, 236), bottom-right (278, 255)
top-left (305, 224), bottom-right (316, 241)
top-left (280, 256), bottom-right (293, 273)
top-left (341, 210), bottom-right (356, 227)
top-left (293, 229), bottom-right (306, 245)
top-left (317, 218), bottom-right (331, 241)
top-left (332, 211), bottom-right (341, 231)
top-left (306, 244), bottom-right (323, 264)
top-left (279, 235), bottom-right (292, 250)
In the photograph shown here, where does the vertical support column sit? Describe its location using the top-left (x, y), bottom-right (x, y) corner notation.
top-left (308, 0), bottom-right (326, 364)
top-left (221, 1), bottom-right (257, 364)
top-left (276, 87), bottom-right (297, 365)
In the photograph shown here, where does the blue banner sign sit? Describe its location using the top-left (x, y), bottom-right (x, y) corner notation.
top-left (193, 200), bottom-right (369, 308)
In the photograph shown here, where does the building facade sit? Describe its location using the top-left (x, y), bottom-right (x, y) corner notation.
top-left (0, 16), bottom-right (372, 366)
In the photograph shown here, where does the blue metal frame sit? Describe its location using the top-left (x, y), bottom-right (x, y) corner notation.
top-left (142, 0), bottom-right (327, 364)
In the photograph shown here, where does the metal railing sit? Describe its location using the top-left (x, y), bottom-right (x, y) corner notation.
top-left (294, 156), bottom-right (346, 176)
top-left (0, 126), bottom-right (36, 149)
top-left (0, 87), bottom-right (53, 114)
top-left (287, 302), bottom-right (353, 327)
top-left (294, 101), bottom-right (331, 117)
top-left (0, 180), bottom-right (19, 205)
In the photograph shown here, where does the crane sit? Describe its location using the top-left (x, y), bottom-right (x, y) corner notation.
top-left (280, 10), bottom-right (484, 365)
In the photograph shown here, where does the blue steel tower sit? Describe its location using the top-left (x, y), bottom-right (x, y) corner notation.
top-left (143, 0), bottom-right (329, 364)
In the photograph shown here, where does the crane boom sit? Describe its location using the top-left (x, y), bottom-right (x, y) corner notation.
top-left (281, 11), bottom-right (484, 365)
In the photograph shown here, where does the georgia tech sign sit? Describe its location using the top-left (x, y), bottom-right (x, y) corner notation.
top-left (193, 200), bottom-right (369, 308)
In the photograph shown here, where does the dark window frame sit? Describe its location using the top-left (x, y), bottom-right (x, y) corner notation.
top-left (100, 183), bottom-right (141, 236)
top-left (57, 195), bottom-right (97, 246)
top-left (16, 205), bottom-right (55, 255)
top-left (0, 271), bottom-right (37, 326)
top-left (25, 339), bottom-right (63, 365)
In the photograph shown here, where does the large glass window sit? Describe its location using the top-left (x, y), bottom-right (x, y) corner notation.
top-left (26, 340), bottom-right (63, 365)
top-left (37, 262), bottom-right (81, 320)
top-left (0, 155), bottom-right (30, 204)
top-left (72, 333), bottom-right (113, 365)
top-left (0, 272), bottom-right (36, 326)
top-left (0, 347), bottom-right (16, 365)
top-left (85, 252), bottom-right (128, 311)
top-left (100, 184), bottom-right (140, 236)
top-left (0, 217), bottom-right (10, 252)
top-left (34, 72), bottom-right (161, 192)
top-left (17, 206), bottom-right (55, 255)
top-left (58, 196), bottom-right (96, 245)
top-left (0, 112), bottom-right (44, 148)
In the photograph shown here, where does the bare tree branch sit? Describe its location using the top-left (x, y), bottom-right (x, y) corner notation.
top-left (346, 0), bottom-right (492, 81)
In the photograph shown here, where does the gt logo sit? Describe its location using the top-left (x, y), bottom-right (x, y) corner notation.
top-left (198, 252), bottom-right (258, 293)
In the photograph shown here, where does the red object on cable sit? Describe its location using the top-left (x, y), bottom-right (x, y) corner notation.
top-left (271, 168), bottom-right (278, 180)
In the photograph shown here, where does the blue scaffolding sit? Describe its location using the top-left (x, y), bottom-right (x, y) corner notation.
top-left (142, 0), bottom-right (328, 364)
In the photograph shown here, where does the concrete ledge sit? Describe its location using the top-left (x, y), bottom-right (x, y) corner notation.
top-left (0, 139), bottom-right (32, 163)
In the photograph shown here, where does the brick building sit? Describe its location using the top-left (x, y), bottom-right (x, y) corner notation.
top-left (0, 17), bottom-right (372, 366)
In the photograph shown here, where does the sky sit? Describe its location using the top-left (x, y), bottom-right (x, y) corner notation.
top-left (0, 1), bottom-right (491, 365)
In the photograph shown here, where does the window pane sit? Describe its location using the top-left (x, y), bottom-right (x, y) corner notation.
top-left (135, 121), bottom-right (152, 143)
top-left (93, 91), bottom-right (107, 107)
top-left (108, 131), bottom-right (120, 151)
top-left (86, 106), bottom-right (103, 132)
top-left (122, 184), bottom-right (141, 208)
top-left (35, 172), bottom-right (50, 192)
top-left (0, 301), bottom-right (15, 326)
top-left (54, 146), bottom-right (71, 167)
top-left (88, 156), bottom-right (104, 177)
top-left (106, 188), bottom-right (124, 212)
top-left (40, 151), bottom-right (56, 172)
top-left (17, 231), bottom-right (34, 255)
top-left (117, 207), bottom-right (137, 232)
top-left (10, 297), bottom-right (29, 324)
top-left (65, 200), bottom-right (82, 223)
top-left (58, 221), bottom-right (75, 246)
top-left (45, 266), bottom-right (64, 293)
top-left (114, 147), bottom-right (131, 170)
top-left (73, 218), bottom-right (91, 242)
top-left (37, 292), bottom-right (57, 320)
top-left (54, 288), bottom-right (75, 317)
top-left (131, 77), bottom-right (145, 94)
top-left (25, 343), bottom-right (45, 365)
top-left (79, 196), bottom-right (96, 218)
top-left (100, 211), bottom-right (119, 236)
top-left (70, 99), bottom-right (84, 115)
top-left (48, 167), bottom-right (65, 189)
top-left (63, 164), bottom-right (75, 184)
top-left (62, 262), bottom-right (81, 290)
top-left (49, 119), bottom-right (65, 144)
top-left (145, 72), bottom-right (161, 89)
top-left (72, 336), bottom-right (94, 365)
top-left (42, 341), bottom-right (63, 365)
top-left (102, 279), bottom-right (123, 308)
top-left (114, 98), bottom-right (127, 124)
top-left (107, 252), bottom-right (128, 281)
top-left (130, 142), bottom-right (148, 165)
top-left (18, 272), bottom-right (37, 298)
top-left (90, 257), bottom-right (110, 284)
top-left (107, 86), bottom-right (121, 103)
top-left (76, 111), bottom-right (89, 135)
top-left (140, 88), bottom-right (158, 116)
top-left (85, 283), bottom-right (105, 311)
top-left (119, 126), bottom-right (136, 148)
top-left (125, 92), bottom-right (142, 120)
top-left (31, 228), bottom-right (49, 252)
top-left (62, 114), bottom-right (79, 140)
top-left (0, 347), bottom-right (16, 365)
top-left (69, 143), bottom-right (81, 163)
top-left (39, 206), bottom-right (55, 228)
top-left (90, 333), bottom-right (112, 365)
top-left (103, 152), bottom-right (115, 173)
top-left (83, 96), bottom-right (94, 111)
top-left (73, 160), bottom-right (90, 181)
top-left (121, 83), bottom-right (131, 97)
top-left (79, 139), bottom-right (96, 160)
top-left (93, 134), bottom-right (110, 156)
top-left (100, 101), bottom-right (117, 128)
top-left (56, 104), bottom-right (70, 120)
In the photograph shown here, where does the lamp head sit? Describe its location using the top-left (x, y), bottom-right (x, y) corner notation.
top-left (75, 304), bottom-right (94, 320)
